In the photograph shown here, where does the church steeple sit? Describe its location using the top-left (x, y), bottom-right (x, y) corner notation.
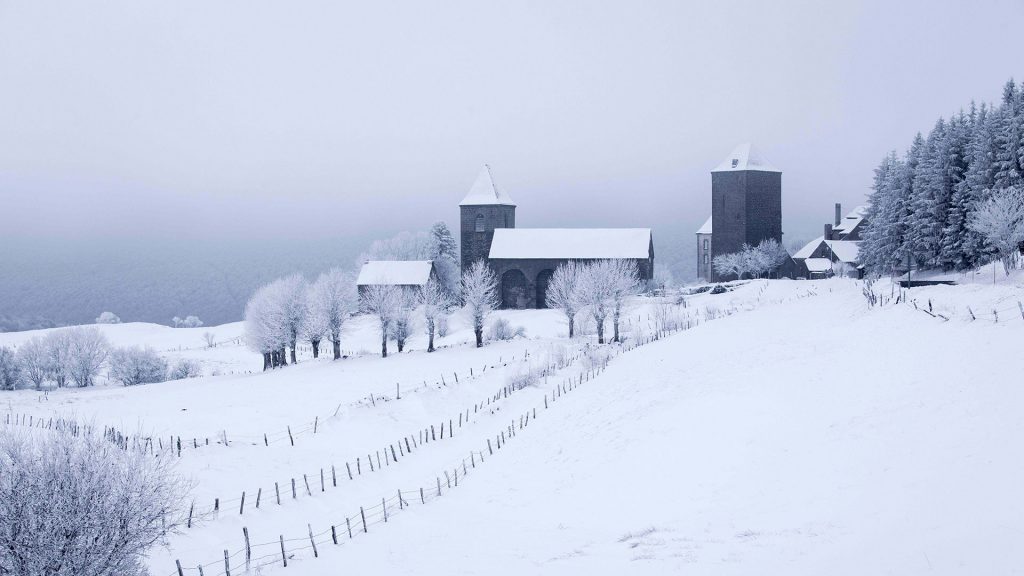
top-left (459, 165), bottom-right (516, 272)
top-left (459, 164), bottom-right (516, 206)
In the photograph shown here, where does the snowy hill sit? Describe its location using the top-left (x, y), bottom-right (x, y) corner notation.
top-left (2, 277), bottom-right (1022, 575)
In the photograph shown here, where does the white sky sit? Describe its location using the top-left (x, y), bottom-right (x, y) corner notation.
top-left (1, 0), bottom-right (1022, 249)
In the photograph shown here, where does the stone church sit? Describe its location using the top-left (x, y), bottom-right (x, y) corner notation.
top-left (460, 165), bottom-right (654, 309)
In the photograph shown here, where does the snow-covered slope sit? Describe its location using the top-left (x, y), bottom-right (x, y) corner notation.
top-left (2, 278), bottom-right (1022, 575)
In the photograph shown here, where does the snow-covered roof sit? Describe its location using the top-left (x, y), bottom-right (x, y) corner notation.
top-left (804, 258), bottom-right (833, 273)
top-left (459, 164), bottom-right (516, 207)
top-left (711, 143), bottom-right (781, 173)
top-left (356, 260), bottom-right (434, 286)
top-left (697, 215), bottom-right (712, 235)
top-left (834, 205), bottom-right (868, 235)
top-left (824, 240), bottom-right (861, 264)
top-left (488, 228), bottom-right (652, 260)
top-left (793, 236), bottom-right (825, 260)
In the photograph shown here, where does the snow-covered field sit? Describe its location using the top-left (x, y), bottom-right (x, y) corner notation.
top-left (2, 272), bottom-right (1023, 575)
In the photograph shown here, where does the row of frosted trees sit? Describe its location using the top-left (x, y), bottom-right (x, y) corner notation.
top-left (861, 79), bottom-right (1024, 276)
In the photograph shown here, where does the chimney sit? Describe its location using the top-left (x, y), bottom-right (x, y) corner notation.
top-left (824, 224), bottom-right (833, 241)
top-left (834, 203), bottom-right (842, 227)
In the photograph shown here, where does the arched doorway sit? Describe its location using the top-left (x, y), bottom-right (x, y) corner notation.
top-left (536, 269), bottom-right (554, 308)
top-left (500, 269), bottom-right (528, 309)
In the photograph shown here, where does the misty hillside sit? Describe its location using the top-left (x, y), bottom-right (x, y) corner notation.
top-left (0, 231), bottom-right (698, 332)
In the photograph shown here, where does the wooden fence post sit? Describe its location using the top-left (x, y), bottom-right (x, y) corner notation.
top-left (275, 482), bottom-right (281, 505)
top-left (223, 549), bottom-right (231, 576)
top-left (331, 525), bottom-right (338, 545)
top-left (243, 527), bottom-right (251, 569)
top-left (360, 507), bottom-right (367, 532)
top-left (239, 492), bottom-right (245, 515)
top-left (347, 517), bottom-right (352, 538)
top-left (308, 524), bottom-right (318, 558)
top-left (187, 502), bottom-right (194, 528)
top-left (347, 461), bottom-right (354, 479)
top-left (280, 535), bottom-right (287, 567)
top-left (175, 559), bottom-right (184, 576)
top-left (420, 487), bottom-right (425, 504)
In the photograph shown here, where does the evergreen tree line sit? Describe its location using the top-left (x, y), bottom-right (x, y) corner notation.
top-left (861, 79), bottom-right (1024, 274)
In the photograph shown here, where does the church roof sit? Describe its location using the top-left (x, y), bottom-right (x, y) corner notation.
top-left (696, 215), bottom-right (712, 234)
top-left (459, 164), bottom-right (516, 206)
top-left (356, 260), bottom-right (435, 286)
top-left (488, 228), bottom-right (652, 260)
top-left (711, 143), bottom-right (781, 173)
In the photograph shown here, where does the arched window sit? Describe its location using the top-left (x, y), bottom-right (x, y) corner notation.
top-left (475, 213), bottom-right (485, 232)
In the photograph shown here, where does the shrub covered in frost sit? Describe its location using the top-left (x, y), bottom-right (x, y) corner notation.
top-left (488, 317), bottom-right (525, 341)
top-left (108, 347), bottom-right (168, 386)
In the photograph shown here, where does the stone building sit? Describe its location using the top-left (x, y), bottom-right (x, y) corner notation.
top-left (792, 204), bottom-right (868, 278)
top-left (699, 143), bottom-right (790, 281)
top-left (459, 165), bottom-right (654, 309)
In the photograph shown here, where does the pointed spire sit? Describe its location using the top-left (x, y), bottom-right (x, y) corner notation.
top-left (459, 164), bottom-right (516, 206)
top-left (711, 143), bottom-right (781, 173)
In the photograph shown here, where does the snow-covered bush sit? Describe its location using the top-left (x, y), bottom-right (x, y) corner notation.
top-left (507, 363), bottom-right (544, 390)
top-left (488, 317), bottom-right (525, 341)
top-left (108, 347), bottom-right (168, 386)
top-left (42, 330), bottom-right (73, 388)
top-left (202, 332), bottom-right (217, 349)
top-left (169, 359), bottom-right (202, 380)
top-left (180, 315), bottom-right (203, 328)
top-left (65, 327), bottom-right (109, 387)
top-left (436, 314), bottom-right (450, 338)
top-left (0, 347), bottom-right (21, 390)
top-left (580, 344), bottom-right (613, 373)
top-left (389, 297), bottom-right (415, 353)
top-left (95, 311), bottom-right (121, 324)
top-left (0, 429), bottom-right (189, 576)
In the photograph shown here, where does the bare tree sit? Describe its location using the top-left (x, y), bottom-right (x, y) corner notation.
top-left (461, 260), bottom-right (499, 348)
top-left (968, 187), bottom-right (1024, 275)
top-left (0, 429), bottom-right (189, 576)
top-left (202, 332), bottom-right (216, 349)
top-left (360, 283), bottom-right (403, 358)
top-left (66, 327), bottom-right (109, 387)
top-left (608, 259), bottom-right (641, 343)
top-left (419, 278), bottom-right (451, 352)
top-left (545, 261), bottom-right (583, 338)
top-left (108, 347), bottom-right (168, 386)
top-left (309, 268), bottom-right (358, 360)
top-left (578, 260), bottom-right (615, 344)
top-left (16, 338), bottom-right (48, 390)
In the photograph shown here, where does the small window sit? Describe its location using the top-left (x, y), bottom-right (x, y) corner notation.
top-left (731, 159), bottom-right (739, 168)
top-left (475, 213), bottom-right (485, 232)
top-left (504, 213), bottom-right (509, 227)
top-left (703, 239), bottom-right (709, 250)
top-left (703, 254), bottom-right (709, 264)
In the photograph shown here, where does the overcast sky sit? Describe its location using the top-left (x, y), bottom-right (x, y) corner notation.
top-left (2, 0), bottom-right (1022, 249)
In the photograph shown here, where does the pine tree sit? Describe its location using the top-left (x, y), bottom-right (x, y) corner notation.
top-left (994, 80), bottom-right (1023, 189)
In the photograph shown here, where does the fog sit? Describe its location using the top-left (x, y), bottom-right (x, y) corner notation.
top-left (1, 0), bottom-right (1021, 326)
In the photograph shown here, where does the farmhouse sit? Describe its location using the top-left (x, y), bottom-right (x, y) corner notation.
top-left (459, 165), bottom-right (654, 309)
top-left (792, 204), bottom-right (868, 278)
top-left (356, 260), bottom-right (438, 298)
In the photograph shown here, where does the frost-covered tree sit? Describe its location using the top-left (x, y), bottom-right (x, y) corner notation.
top-left (389, 292), bottom-right (415, 353)
top-left (712, 252), bottom-right (742, 281)
top-left (578, 260), bottom-right (615, 344)
top-left (360, 283), bottom-right (403, 358)
top-left (461, 260), bottom-right (499, 348)
top-left (545, 261), bottom-right (583, 338)
top-left (429, 222), bottom-right (461, 298)
top-left (95, 311), bottom-right (121, 324)
top-left (42, 330), bottom-right (72, 388)
top-left (244, 281), bottom-right (291, 370)
top-left (308, 268), bottom-right (357, 361)
top-left (0, 347), bottom-right (21, 391)
top-left (967, 187), bottom-right (1024, 275)
top-left (419, 278), bottom-right (451, 353)
top-left (15, 338), bottom-right (48, 390)
top-left (66, 327), bottom-right (109, 387)
top-left (757, 238), bottom-right (791, 277)
top-left (0, 429), bottom-right (189, 576)
top-left (652, 263), bottom-right (675, 292)
top-left (608, 259), bottom-right (640, 343)
top-left (169, 359), bottom-right (202, 380)
top-left (108, 347), bottom-right (168, 386)
top-left (180, 315), bottom-right (203, 328)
